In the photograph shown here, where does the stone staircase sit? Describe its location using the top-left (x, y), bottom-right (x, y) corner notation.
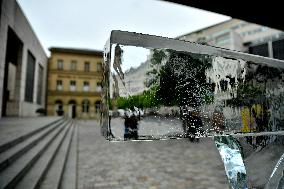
top-left (0, 117), bottom-right (77, 189)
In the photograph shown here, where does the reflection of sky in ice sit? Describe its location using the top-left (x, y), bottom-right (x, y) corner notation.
top-left (217, 144), bottom-right (246, 179)
top-left (111, 44), bottom-right (150, 72)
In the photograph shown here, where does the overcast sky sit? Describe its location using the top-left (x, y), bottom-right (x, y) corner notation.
top-left (17, 0), bottom-right (230, 51)
top-left (17, 0), bottom-right (230, 70)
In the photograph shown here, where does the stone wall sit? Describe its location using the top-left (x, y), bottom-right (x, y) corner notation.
top-left (0, 0), bottom-right (47, 117)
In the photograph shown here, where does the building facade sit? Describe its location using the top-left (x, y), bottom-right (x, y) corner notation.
top-left (177, 19), bottom-right (284, 56)
top-left (248, 34), bottom-right (284, 60)
top-left (0, 0), bottom-right (48, 117)
top-left (47, 48), bottom-right (103, 119)
top-left (115, 60), bottom-right (151, 97)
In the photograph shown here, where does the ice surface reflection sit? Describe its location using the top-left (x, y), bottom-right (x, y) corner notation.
top-left (101, 31), bottom-right (284, 188)
top-left (214, 135), bottom-right (248, 189)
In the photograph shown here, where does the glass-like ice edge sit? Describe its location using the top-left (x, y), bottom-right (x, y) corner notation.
top-left (106, 132), bottom-right (284, 142)
top-left (101, 30), bottom-right (284, 189)
top-left (108, 30), bottom-right (284, 68)
top-left (101, 30), bottom-right (284, 141)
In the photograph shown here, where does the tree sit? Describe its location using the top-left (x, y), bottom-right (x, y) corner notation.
top-left (147, 49), bottom-right (212, 108)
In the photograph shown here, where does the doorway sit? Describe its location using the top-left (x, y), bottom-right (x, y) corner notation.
top-left (2, 27), bottom-right (23, 116)
top-left (68, 100), bottom-right (76, 118)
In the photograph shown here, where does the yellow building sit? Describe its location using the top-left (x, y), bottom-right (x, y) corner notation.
top-left (47, 47), bottom-right (103, 119)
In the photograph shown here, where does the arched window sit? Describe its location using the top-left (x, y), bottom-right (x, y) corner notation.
top-left (95, 100), bottom-right (101, 113)
top-left (55, 100), bottom-right (63, 110)
top-left (82, 100), bottom-right (90, 113)
top-left (68, 100), bottom-right (76, 105)
top-left (55, 100), bottom-right (64, 116)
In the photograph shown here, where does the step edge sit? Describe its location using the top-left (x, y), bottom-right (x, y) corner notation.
top-left (0, 119), bottom-right (67, 171)
top-left (34, 120), bottom-right (72, 189)
top-left (2, 119), bottom-right (71, 189)
top-left (0, 117), bottom-right (65, 154)
top-left (57, 121), bottom-right (75, 189)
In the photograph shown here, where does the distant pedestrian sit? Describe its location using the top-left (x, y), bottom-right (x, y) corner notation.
top-left (124, 110), bottom-right (131, 140)
top-left (128, 109), bottom-right (139, 140)
top-left (212, 106), bottom-right (225, 134)
top-left (187, 110), bottom-right (203, 142)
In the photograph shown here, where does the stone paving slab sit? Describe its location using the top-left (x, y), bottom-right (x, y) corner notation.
top-left (0, 116), bottom-right (62, 147)
top-left (77, 120), bottom-right (230, 189)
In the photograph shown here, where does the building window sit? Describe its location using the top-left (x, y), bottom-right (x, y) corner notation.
top-left (249, 43), bottom-right (269, 57)
top-left (37, 64), bottom-right (43, 104)
top-left (56, 80), bottom-right (63, 91)
top-left (70, 80), bottom-right (76, 91)
top-left (83, 81), bottom-right (90, 91)
top-left (273, 39), bottom-right (284, 60)
top-left (216, 33), bottom-right (229, 44)
top-left (25, 51), bottom-right (36, 102)
top-left (82, 100), bottom-right (89, 113)
top-left (231, 24), bottom-right (240, 30)
top-left (97, 62), bottom-right (102, 71)
top-left (70, 60), bottom-right (77, 71)
top-left (96, 82), bottom-right (102, 92)
top-left (57, 59), bottom-right (64, 70)
top-left (84, 62), bottom-right (90, 72)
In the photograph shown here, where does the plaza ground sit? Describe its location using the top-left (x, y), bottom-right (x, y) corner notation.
top-left (0, 117), bottom-right (230, 189)
top-left (77, 119), bottom-right (229, 189)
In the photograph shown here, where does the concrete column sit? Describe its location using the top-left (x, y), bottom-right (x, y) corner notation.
top-left (268, 41), bottom-right (273, 58)
top-left (6, 42), bottom-right (23, 116)
top-left (33, 61), bottom-right (39, 104)
top-left (13, 43), bottom-right (23, 115)
top-left (18, 46), bottom-right (27, 116)
top-left (0, 19), bottom-right (8, 117)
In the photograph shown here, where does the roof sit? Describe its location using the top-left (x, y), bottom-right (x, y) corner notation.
top-left (49, 47), bottom-right (103, 56)
top-left (175, 19), bottom-right (233, 39)
top-left (165, 0), bottom-right (284, 31)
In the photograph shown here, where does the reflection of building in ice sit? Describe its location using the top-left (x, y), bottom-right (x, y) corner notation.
top-left (116, 60), bottom-right (151, 97)
top-left (206, 56), bottom-right (246, 101)
top-left (177, 18), bottom-right (284, 59)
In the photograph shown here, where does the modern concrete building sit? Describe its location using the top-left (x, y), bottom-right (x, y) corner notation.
top-left (0, 0), bottom-right (48, 117)
top-left (47, 47), bottom-right (103, 119)
top-left (247, 33), bottom-right (284, 60)
top-left (176, 19), bottom-right (284, 55)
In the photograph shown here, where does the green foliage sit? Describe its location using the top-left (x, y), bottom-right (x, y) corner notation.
top-left (204, 93), bottom-right (214, 104)
top-left (150, 49), bottom-right (167, 65)
top-left (238, 84), bottom-right (263, 99)
top-left (153, 49), bottom-right (212, 107)
top-left (115, 87), bottom-right (160, 110)
top-left (117, 97), bottom-right (127, 109)
top-left (142, 87), bottom-right (159, 108)
top-left (146, 48), bottom-right (214, 108)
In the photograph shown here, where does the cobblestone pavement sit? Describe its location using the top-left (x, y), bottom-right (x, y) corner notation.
top-left (0, 116), bottom-right (61, 146)
top-left (77, 120), bottom-right (230, 189)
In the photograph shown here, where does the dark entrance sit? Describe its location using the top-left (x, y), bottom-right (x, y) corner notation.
top-left (2, 27), bottom-right (23, 116)
top-left (72, 105), bottom-right (76, 118)
top-left (95, 100), bottom-right (101, 114)
top-left (55, 100), bottom-right (64, 116)
top-left (69, 100), bottom-right (76, 118)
